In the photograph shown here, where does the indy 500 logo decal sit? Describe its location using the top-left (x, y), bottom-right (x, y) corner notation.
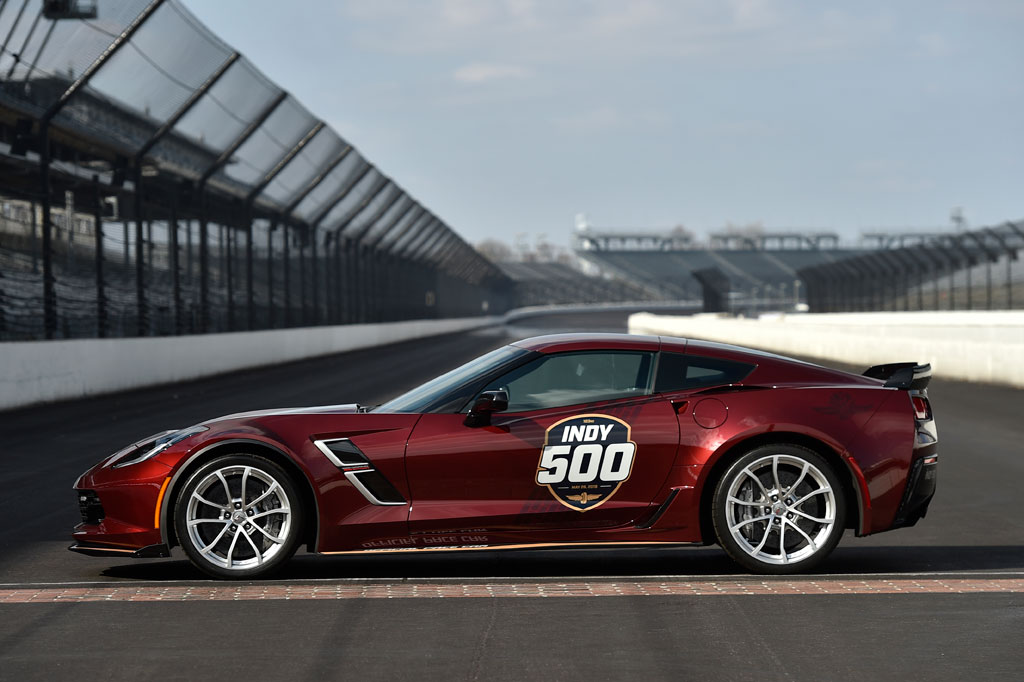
top-left (536, 414), bottom-right (636, 512)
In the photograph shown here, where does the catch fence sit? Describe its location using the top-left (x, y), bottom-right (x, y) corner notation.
top-left (0, 0), bottom-right (510, 340)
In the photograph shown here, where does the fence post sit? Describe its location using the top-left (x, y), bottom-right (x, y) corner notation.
top-left (947, 260), bottom-right (955, 311)
top-left (199, 199), bottom-right (209, 333)
top-left (310, 226), bottom-right (319, 325)
top-left (267, 219), bottom-right (276, 328)
top-left (246, 218), bottom-right (254, 330)
top-left (170, 190), bottom-right (181, 335)
top-left (92, 175), bottom-right (106, 337)
top-left (283, 224), bottom-right (291, 327)
top-left (298, 233), bottom-right (307, 326)
top-left (39, 127), bottom-right (56, 338)
top-left (134, 169), bottom-right (146, 336)
top-left (224, 224), bottom-right (233, 331)
top-left (965, 255), bottom-right (973, 310)
top-left (333, 233), bottom-right (343, 323)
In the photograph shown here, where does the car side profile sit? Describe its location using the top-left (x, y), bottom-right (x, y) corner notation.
top-left (71, 333), bottom-right (938, 578)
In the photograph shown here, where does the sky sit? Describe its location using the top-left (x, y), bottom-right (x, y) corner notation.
top-left (181, 0), bottom-right (1023, 248)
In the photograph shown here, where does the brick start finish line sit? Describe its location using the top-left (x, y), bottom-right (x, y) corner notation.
top-left (2, 578), bottom-right (1022, 603)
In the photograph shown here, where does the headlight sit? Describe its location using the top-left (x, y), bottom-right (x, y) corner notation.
top-left (108, 425), bottom-right (208, 468)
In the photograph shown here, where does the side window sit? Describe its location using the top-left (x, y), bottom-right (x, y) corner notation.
top-left (655, 353), bottom-right (755, 392)
top-left (482, 351), bottom-right (654, 412)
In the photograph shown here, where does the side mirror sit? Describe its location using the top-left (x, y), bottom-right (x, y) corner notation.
top-left (465, 390), bottom-right (508, 426)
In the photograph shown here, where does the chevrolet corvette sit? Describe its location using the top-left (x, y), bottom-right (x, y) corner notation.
top-left (71, 333), bottom-right (937, 577)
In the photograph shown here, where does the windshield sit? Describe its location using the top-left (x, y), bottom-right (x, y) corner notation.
top-left (374, 345), bottom-right (529, 414)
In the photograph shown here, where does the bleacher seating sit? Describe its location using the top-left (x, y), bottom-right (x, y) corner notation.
top-left (498, 261), bottom-right (657, 306)
top-left (577, 248), bottom-right (868, 302)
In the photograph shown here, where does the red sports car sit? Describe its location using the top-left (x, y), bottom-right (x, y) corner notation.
top-left (71, 333), bottom-right (937, 577)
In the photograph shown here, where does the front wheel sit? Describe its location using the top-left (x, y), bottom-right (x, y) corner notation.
top-left (174, 454), bottom-right (305, 579)
top-left (712, 445), bottom-right (846, 574)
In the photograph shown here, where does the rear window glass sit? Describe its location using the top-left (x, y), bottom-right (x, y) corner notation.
top-left (655, 353), bottom-right (755, 392)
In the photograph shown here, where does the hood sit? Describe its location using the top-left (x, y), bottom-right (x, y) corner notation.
top-left (202, 403), bottom-right (362, 425)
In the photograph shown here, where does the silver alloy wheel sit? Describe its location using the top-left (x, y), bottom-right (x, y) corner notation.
top-left (184, 464), bottom-right (292, 571)
top-left (724, 454), bottom-right (837, 565)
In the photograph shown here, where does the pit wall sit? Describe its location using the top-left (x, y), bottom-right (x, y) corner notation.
top-left (1, 317), bottom-right (500, 411)
top-left (628, 311), bottom-right (1024, 388)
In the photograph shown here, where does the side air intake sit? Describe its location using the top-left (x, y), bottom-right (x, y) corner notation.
top-left (313, 438), bottom-right (406, 506)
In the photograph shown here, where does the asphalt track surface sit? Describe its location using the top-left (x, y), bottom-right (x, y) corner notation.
top-left (1, 310), bottom-right (1022, 680)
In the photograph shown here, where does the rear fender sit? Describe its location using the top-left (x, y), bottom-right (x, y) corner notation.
top-left (694, 427), bottom-right (872, 542)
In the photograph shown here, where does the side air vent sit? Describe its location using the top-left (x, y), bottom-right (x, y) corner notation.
top-left (348, 470), bottom-right (406, 505)
top-left (312, 438), bottom-right (406, 507)
top-left (314, 438), bottom-right (371, 468)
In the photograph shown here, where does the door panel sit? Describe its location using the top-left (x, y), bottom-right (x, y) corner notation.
top-left (405, 397), bottom-right (679, 536)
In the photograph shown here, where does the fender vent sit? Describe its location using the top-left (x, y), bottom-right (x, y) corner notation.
top-left (350, 470), bottom-right (406, 504)
top-left (313, 438), bottom-right (406, 506)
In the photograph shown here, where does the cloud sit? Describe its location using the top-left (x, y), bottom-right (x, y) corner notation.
top-left (454, 62), bottom-right (530, 84)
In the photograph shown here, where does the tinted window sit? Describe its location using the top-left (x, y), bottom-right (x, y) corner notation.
top-left (375, 345), bottom-right (530, 413)
top-left (655, 352), bottom-right (755, 392)
top-left (482, 351), bottom-right (654, 412)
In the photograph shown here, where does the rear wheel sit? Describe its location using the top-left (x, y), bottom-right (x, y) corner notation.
top-left (174, 454), bottom-right (304, 579)
top-left (712, 444), bottom-right (846, 574)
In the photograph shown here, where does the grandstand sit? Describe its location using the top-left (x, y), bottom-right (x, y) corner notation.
top-left (574, 228), bottom-right (865, 310)
top-left (573, 222), bottom-right (1024, 313)
top-left (497, 260), bottom-right (654, 307)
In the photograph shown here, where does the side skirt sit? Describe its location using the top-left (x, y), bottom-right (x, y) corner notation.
top-left (320, 540), bottom-right (698, 556)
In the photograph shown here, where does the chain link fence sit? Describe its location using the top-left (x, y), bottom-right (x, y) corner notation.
top-left (797, 223), bottom-right (1024, 313)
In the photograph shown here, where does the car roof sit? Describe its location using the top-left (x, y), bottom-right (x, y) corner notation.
top-left (511, 333), bottom-right (683, 354)
top-left (509, 333), bottom-right (872, 387)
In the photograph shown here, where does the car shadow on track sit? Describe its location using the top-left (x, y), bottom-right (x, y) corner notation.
top-left (96, 544), bottom-right (1024, 582)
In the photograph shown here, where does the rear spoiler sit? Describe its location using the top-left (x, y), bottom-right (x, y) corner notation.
top-left (863, 362), bottom-right (932, 390)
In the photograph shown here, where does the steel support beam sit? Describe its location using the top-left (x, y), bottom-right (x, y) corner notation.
top-left (280, 146), bottom-right (352, 217)
top-left (365, 198), bottom-right (415, 249)
top-left (136, 52), bottom-right (240, 163)
top-left (381, 206), bottom-right (427, 253)
top-left (404, 220), bottom-right (444, 259)
top-left (325, 175), bottom-right (391, 235)
top-left (36, 0), bottom-right (165, 337)
top-left (392, 213), bottom-right (436, 256)
top-left (307, 161), bottom-right (373, 227)
top-left (91, 175), bottom-right (106, 337)
top-left (347, 185), bottom-right (405, 244)
top-left (199, 91), bottom-right (288, 186)
top-left (236, 119), bottom-right (324, 328)
top-left (245, 121), bottom-right (325, 205)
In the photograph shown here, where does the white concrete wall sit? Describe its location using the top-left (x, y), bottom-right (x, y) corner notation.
top-left (629, 310), bottom-right (1024, 388)
top-left (0, 317), bottom-right (499, 411)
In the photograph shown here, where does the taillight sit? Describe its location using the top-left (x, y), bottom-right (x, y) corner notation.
top-left (911, 395), bottom-right (931, 420)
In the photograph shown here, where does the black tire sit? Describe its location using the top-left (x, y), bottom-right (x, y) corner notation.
top-left (711, 444), bottom-right (846, 574)
top-left (173, 454), bottom-right (305, 579)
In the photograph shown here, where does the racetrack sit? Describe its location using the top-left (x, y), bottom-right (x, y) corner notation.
top-left (1, 311), bottom-right (1022, 680)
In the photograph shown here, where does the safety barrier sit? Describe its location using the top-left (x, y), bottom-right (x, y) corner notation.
top-left (629, 311), bottom-right (1024, 388)
top-left (0, 316), bottom-right (499, 411)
